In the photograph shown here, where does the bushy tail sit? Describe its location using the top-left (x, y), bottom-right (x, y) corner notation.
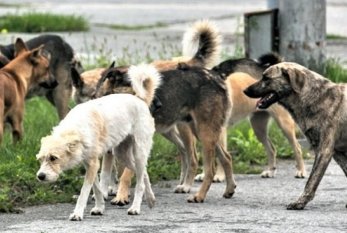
top-left (128, 64), bottom-right (161, 106)
top-left (258, 52), bottom-right (283, 68)
top-left (182, 19), bottom-right (222, 68)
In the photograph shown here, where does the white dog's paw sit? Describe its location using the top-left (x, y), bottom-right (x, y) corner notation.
top-left (127, 207), bottom-right (140, 215)
top-left (108, 186), bottom-right (117, 196)
top-left (146, 195), bottom-right (156, 209)
top-left (213, 173), bottom-right (225, 183)
top-left (174, 184), bottom-right (191, 193)
top-left (260, 169), bottom-right (275, 178)
top-left (295, 169), bottom-right (307, 178)
top-left (194, 173), bottom-right (205, 182)
top-left (69, 213), bottom-right (83, 221)
top-left (90, 207), bottom-right (104, 216)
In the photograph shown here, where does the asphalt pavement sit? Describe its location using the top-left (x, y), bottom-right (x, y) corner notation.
top-left (1, 159), bottom-right (347, 233)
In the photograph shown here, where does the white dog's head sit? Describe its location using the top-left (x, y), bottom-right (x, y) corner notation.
top-left (36, 131), bottom-right (83, 183)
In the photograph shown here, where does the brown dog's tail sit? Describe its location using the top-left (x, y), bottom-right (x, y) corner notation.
top-left (182, 20), bottom-right (222, 68)
top-left (127, 64), bottom-right (162, 106)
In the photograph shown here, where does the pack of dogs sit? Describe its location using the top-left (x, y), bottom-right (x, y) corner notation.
top-left (1, 19), bottom-right (347, 220)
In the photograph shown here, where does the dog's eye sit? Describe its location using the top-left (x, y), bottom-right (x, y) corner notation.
top-left (49, 155), bottom-right (58, 162)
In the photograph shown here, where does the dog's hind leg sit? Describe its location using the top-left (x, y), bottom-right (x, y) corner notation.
top-left (90, 174), bottom-right (105, 216)
top-left (176, 123), bottom-right (198, 193)
top-left (162, 126), bottom-right (193, 193)
top-left (187, 125), bottom-right (218, 203)
top-left (0, 102), bottom-right (4, 144)
top-left (111, 168), bottom-right (133, 206)
top-left (271, 107), bottom-right (306, 178)
top-left (214, 127), bottom-right (228, 182)
top-left (127, 140), bottom-right (152, 215)
top-left (144, 171), bottom-right (155, 208)
top-left (99, 151), bottom-right (113, 198)
top-left (70, 156), bottom-right (100, 221)
top-left (250, 111), bottom-right (277, 178)
top-left (9, 107), bottom-right (24, 143)
top-left (216, 131), bottom-right (236, 198)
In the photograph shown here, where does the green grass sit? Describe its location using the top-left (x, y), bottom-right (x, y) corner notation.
top-left (324, 58), bottom-right (347, 83)
top-left (327, 34), bottom-right (347, 40)
top-left (0, 12), bottom-right (89, 33)
top-left (94, 22), bottom-right (168, 31)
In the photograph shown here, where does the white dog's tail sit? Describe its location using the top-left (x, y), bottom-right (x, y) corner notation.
top-left (128, 64), bottom-right (162, 106)
top-left (182, 19), bottom-right (222, 68)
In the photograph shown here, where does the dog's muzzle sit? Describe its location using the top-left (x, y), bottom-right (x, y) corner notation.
top-left (37, 172), bottom-right (46, 181)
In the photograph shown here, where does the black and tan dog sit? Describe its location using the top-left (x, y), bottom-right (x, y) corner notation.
top-left (0, 38), bottom-right (55, 143)
top-left (0, 34), bottom-right (80, 119)
top-left (244, 62), bottom-right (347, 210)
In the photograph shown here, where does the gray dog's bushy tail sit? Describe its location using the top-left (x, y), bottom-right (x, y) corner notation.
top-left (258, 53), bottom-right (283, 68)
top-left (127, 64), bottom-right (162, 106)
top-left (182, 20), bottom-right (222, 68)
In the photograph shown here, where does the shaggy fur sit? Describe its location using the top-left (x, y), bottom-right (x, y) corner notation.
top-left (0, 35), bottom-right (80, 119)
top-left (244, 62), bottom-right (347, 210)
top-left (0, 38), bottom-right (54, 144)
top-left (36, 64), bottom-right (160, 220)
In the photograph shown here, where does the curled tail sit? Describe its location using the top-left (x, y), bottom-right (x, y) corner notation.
top-left (128, 64), bottom-right (161, 106)
top-left (258, 52), bottom-right (283, 68)
top-left (182, 20), bottom-right (222, 68)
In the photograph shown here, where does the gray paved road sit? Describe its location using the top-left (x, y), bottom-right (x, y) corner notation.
top-left (1, 160), bottom-right (347, 233)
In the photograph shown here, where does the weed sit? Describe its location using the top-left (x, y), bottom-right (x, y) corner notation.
top-left (0, 12), bottom-right (89, 33)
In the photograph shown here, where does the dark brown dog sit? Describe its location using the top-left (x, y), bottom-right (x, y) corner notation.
top-left (0, 38), bottom-right (55, 143)
top-left (0, 35), bottom-right (80, 119)
top-left (244, 62), bottom-right (347, 210)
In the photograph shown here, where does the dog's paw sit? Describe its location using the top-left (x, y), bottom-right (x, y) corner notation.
top-left (187, 194), bottom-right (204, 203)
top-left (223, 191), bottom-right (234, 199)
top-left (295, 170), bottom-right (307, 178)
top-left (194, 173), bottom-right (204, 182)
top-left (213, 174), bottom-right (225, 183)
top-left (90, 207), bottom-right (104, 216)
top-left (127, 207), bottom-right (140, 215)
top-left (146, 196), bottom-right (156, 209)
top-left (69, 213), bottom-right (83, 221)
top-left (260, 169), bottom-right (275, 178)
top-left (111, 197), bottom-right (130, 206)
top-left (286, 202), bottom-right (306, 210)
top-left (174, 184), bottom-right (191, 193)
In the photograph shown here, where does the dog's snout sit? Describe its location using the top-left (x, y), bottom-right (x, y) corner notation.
top-left (37, 172), bottom-right (46, 181)
top-left (243, 87), bottom-right (252, 97)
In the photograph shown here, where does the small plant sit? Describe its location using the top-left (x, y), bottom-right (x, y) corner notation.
top-left (0, 12), bottom-right (89, 33)
top-left (324, 58), bottom-right (347, 83)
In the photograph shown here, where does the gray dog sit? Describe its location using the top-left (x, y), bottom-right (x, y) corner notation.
top-left (244, 62), bottom-right (347, 210)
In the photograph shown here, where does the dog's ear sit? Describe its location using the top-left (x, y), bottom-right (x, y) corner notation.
top-left (66, 139), bottom-right (81, 153)
top-left (282, 67), bottom-right (305, 93)
top-left (71, 67), bottom-right (84, 88)
top-left (108, 61), bottom-right (115, 69)
top-left (29, 45), bottom-right (49, 65)
top-left (0, 54), bottom-right (9, 68)
top-left (14, 38), bottom-right (29, 57)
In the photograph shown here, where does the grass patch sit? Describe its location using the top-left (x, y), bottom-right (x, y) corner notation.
top-left (94, 22), bottom-right (168, 31)
top-left (327, 34), bottom-right (347, 40)
top-left (324, 58), bottom-right (347, 83)
top-left (0, 12), bottom-right (89, 33)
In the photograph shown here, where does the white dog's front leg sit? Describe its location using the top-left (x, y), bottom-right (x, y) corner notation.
top-left (70, 159), bottom-right (100, 221)
top-left (69, 180), bottom-right (93, 221)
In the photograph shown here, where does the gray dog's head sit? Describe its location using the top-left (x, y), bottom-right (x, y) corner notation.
top-left (243, 62), bottom-right (310, 109)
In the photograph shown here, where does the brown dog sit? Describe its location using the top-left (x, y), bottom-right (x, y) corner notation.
top-left (244, 62), bottom-right (347, 210)
top-left (0, 38), bottom-right (55, 143)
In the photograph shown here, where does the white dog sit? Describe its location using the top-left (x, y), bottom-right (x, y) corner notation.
top-left (36, 64), bottom-right (161, 220)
